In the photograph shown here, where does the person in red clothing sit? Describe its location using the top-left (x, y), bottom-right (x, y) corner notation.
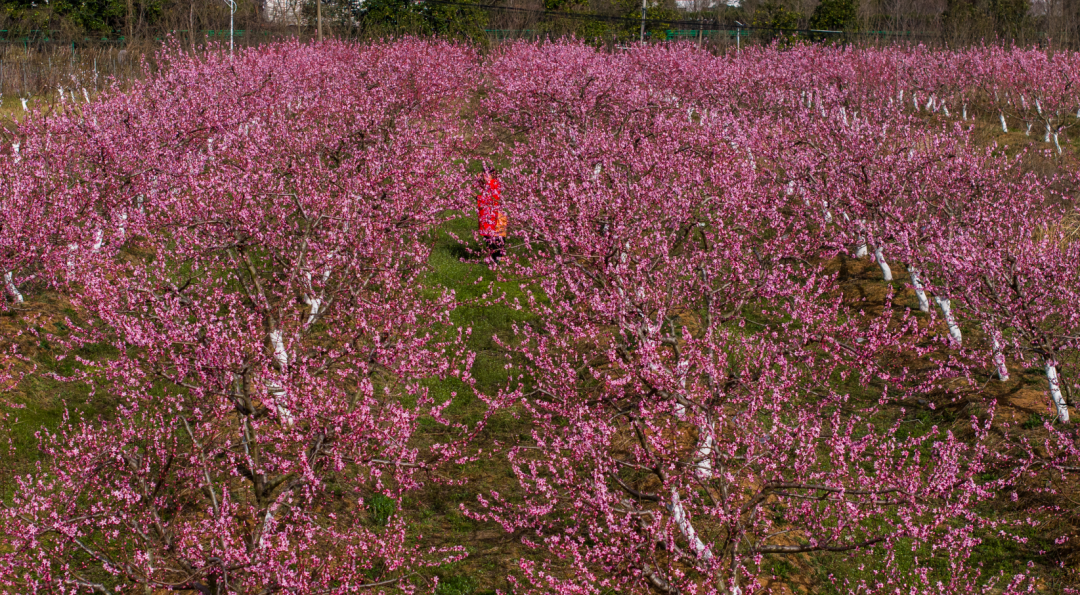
top-left (478, 167), bottom-right (507, 264)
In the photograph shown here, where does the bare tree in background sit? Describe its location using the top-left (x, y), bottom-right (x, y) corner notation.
top-left (1037, 0), bottom-right (1079, 46)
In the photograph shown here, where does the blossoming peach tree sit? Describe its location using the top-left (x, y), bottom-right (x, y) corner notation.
top-left (0, 41), bottom-right (495, 594)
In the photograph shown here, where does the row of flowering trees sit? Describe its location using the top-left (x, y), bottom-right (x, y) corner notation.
top-left (466, 41), bottom-right (1078, 595)
top-left (1, 40), bottom-right (1078, 594)
top-left (645, 44), bottom-right (1080, 150)
top-left (0, 40), bottom-right (496, 594)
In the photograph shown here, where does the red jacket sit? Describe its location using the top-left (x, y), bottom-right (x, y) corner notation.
top-left (478, 177), bottom-right (506, 237)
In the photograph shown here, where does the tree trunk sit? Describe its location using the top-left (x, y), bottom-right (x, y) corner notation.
top-left (4, 272), bottom-right (23, 304)
top-left (1045, 360), bottom-right (1070, 423)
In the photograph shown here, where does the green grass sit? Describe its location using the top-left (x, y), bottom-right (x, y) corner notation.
top-left (422, 212), bottom-right (539, 420)
top-left (766, 557), bottom-right (796, 581)
top-left (435, 571), bottom-right (480, 595)
top-left (1, 300), bottom-right (118, 501)
top-left (812, 521), bottom-right (1057, 593)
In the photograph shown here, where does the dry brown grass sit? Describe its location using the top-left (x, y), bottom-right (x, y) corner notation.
top-left (1036, 210), bottom-right (1080, 247)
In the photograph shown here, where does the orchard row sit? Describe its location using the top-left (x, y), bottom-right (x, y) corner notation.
top-left (1, 40), bottom-right (1078, 595)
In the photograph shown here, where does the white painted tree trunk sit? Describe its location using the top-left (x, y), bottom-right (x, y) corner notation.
top-left (843, 214), bottom-right (868, 257)
top-left (301, 271), bottom-right (322, 326)
top-left (695, 422), bottom-right (715, 479)
top-left (908, 267), bottom-right (930, 312)
top-left (934, 296), bottom-right (962, 347)
top-left (986, 326), bottom-right (1008, 381)
top-left (265, 329), bottom-right (295, 426)
top-left (874, 247), bottom-right (892, 281)
top-left (302, 296), bottom-right (321, 325)
top-left (4, 272), bottom-right (23, 304)
top-left (962, 104), bottom-right (968, 120)
top-left (91, 228), bottom-right (104, 252)
top-left (67, 243), bottom-right (79, 270)
top-left (1053, 132), bottom-right (1062, 155)
top-left (268, 330), bottom-right (289, 370)
top-left (670, 489), bottom-right (713, 560)
top-left (671, 368), bottom-right (714, 479)
top-left (1025, 122), bottom-right (1032, 136)
top-left (1045, 360), bottom-right (1069, 423)
top-left (258, 507), bottom-right (277, 550)
top-left (20, 97), bottom-right (28, 111)
top-left (1000, 113), bottom-right (1008, 133)
top-left (265, 381), bottom-right (296, 427)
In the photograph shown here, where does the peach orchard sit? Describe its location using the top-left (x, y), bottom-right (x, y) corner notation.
top-left (1, 39), bottom-right (1079, 595)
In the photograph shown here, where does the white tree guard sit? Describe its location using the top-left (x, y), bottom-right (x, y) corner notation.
top-left (1045, 361), bottom-right (1070, 423)
top-left (986, 325), bottom-right (1009, 381)
top-left (874, 247), bottom-right (892, 281)
top-left (4, 272), bottom-right (24, 304)
top-left (908, 267), bottom-right (930, 312)
top-left (934, 296), bottom-right (963, 347)
top-left (669, 489), bottom-right (713, 560)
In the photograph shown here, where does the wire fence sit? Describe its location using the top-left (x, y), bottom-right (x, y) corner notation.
top-left (425, 0), bottom-right (943, 43)
top-left (0, 3), bottom-right (1059, 99)
top-left (0, 31), bottom-right (301, 98)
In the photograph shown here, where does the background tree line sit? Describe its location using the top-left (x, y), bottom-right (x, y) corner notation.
top-left (0, 0), bottom-right (1074, 49)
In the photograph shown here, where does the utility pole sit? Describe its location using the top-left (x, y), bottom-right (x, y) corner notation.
top-left (734, 20), bottom-right (744, 53)
top-left (317, 0), bottom-right (323, 41)
top-left (640, 0), bottom-right (646, 42)
top-left (222, 0), bottom-right (237, 55)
